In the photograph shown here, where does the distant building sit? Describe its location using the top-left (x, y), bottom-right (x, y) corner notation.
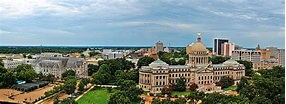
top-left (108, 52), bottom-right (123, 59)
top-left (139, 33), bottom-right (245, 94)
top-left (156, 41), bottom-right (164, 52)
top-left (235, 45), bottom-right (243, 50)
top-left (3, 58), bottom-right (26, 69)
top-left (231, 49), bottom-right (261, 69)
top-left (213, 38), bottom-right (229, 55)
top-left (103, 49), bottom-right (112, 55)
top-left (278, 49), bottom-right (285, 67)
top-left (32, 53), bottom-right (87, 78)
top-left (41, 53), bottom-right (62, 57)
top-left (221, 42), bottom-right (235, 57)
top-left (266, 46), bottom-right (279, 58)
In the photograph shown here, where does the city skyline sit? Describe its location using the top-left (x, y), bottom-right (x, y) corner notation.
top-left (0, 0), bottom-right (285, 48)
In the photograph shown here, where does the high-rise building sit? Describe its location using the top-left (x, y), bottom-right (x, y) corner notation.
top-left (213, 38), bottom-right (229, 55)
top-left (221, 42), bottom-right (235, 57)
top-left (278, 49), bottom-right (285, 67)
top-left (231, 49), bottom-right (261, 69)
top-left (156, 41), bottom-right (164, 52)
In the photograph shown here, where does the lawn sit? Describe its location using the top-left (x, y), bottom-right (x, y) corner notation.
top-left (223, 85), bottom-right (237, 91)
top-left (171, 91), bottom-right (190, 96)
top-left (77, 88), bottom-right (140, 104)
top-left (77, 88), bottom-right (117, 104)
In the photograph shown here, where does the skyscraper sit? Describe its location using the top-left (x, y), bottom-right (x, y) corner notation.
top-left (213, 38), bottom-right (229, 55)
top-left (221, 42), bottom-right (235, 57)
top-left (156, 41), bottom-right (164, 52)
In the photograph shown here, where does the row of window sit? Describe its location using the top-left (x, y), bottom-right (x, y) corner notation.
top-left (169, 73), bottom-right (191, 78)
top-left (170, 68), bottom-right (190, 72)
top-left (214, 71), bottom-right (229, 75)
top-left (198, 76), bottom-right (212, 80)
top-left (198, 80), bottom-right (212, 85)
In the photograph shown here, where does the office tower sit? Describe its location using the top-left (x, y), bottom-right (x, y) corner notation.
top-left (213, 38), bottom-right (229, 55)
top-left (221, 42), bottom-right (235, 57)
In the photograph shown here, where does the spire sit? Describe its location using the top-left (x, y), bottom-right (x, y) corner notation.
top-left (197, 32), bottom-right (201, 42)
top-left (256, 44), bottom-right (260, 50)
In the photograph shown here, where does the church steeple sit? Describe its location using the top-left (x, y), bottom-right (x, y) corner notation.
top-left (197, 32), bottom-right (201, 42)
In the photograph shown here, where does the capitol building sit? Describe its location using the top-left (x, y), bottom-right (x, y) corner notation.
top-left (139, 33), bottom-right (245, 93)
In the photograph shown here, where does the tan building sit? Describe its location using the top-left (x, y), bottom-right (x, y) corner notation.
top-left (231, 49), bottom-right (261, 69)
top-left (156, 41), bottom-right (164, 52)
top-left (139, 33), bottom-right (245, 94)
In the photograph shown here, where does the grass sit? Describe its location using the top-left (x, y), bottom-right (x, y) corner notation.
top-left (77, 88), bottom-right (118, 104)
top-left (77, 88), bottom-right (140, 104)
top-left (223, 85), bottom-right (237, 91)
top-left (171, 91), bottom-right (190, 96)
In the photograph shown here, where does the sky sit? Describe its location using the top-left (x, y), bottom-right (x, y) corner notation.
top-left (0, 0), bottom-right (285, 48)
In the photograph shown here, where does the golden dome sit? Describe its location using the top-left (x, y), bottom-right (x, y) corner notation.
top-left (190, 41), bottom-right (208, 52)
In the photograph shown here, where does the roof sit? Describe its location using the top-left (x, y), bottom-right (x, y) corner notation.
top-left (222, 59), bottom-right (240, 66)
top-left (151, 59), bottom-right (167, 64)
top-left (190, 41), bottom-right (208, 52)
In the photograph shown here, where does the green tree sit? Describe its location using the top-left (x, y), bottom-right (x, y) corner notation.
top-left (174, 97), bottom-right (186, 104)
top-left (236, 77), bottom-right (248, 92)
top-left (78, 81), bottom-right (85, 91)
top-left (62, 70), bottom-right (76, 78)
top-left (15, 64), bottom-right (37, 82)
top-left (174, 77), bottom-right (186, 92)
top-left (137, 56), bottom-right (155, 68)
top-left (251, 96), bottom-right (272, 104)
top-left (237, 60), bottom-right (253, 76)
top-left (0, 59), bottom-right (4, 67)
top-left (210, 56), bottom-right (230, 64)
top-left (64, 76), bottom-right (77, 94)
top-left (0, 70), bottom-right (16, 87)
top-left (118, 80), bottom-right (136, 91)
top-left (219, 77), bottom-right (234, 88)
top-left (88, 51), bottom-right (99, 57)
top-left (151, 98), bottom-right (161, 104)
top-left (92, 64), bottom-right (111, 85)
top-left (109, 91), bottom-right (131, 104)
top-left (27, 55), bottom-right (32, 59)
top-left (87, 64), bottom-right (99, 76)
top-left (189, 91), bottom-right (205, 104)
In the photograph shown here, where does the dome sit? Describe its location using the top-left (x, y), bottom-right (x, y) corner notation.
top-left (222, 59), bottom-right (240, 66)
top-left (149, 59), bottom-right (169, 69)
top-left (190, 41), bottom-right (208, 52)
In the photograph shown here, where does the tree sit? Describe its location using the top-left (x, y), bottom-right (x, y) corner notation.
top-left (64, 76), bottom-right (77, 94)
top-left (109, 91), bottom-right (131, 104)
top-left (62, 70), bottom-right (76, 78)
top-left (210, 56), bottom-right (230, 64)
top-left (78, 81), bottom-right (85, 91)
top-left (174, 97), bottom-right (186, 104)
top-left (237, 60), bottom-right (253, 76)
top-left (87, 64), bottom-right (99, 76)
top-left (37, 72), bottom-right (44, 80)
top-left (236, 77), bottom-right (249, 92)
top-left (174, 77), bottom-right (186, 92)
top-left (125, 86), bottom-right (143, 101)
top-left (189, 91), bottom-right (205, 104)
top-left (219, 77), bottom-right (234, 88)
top-left (151, 98), bottom-right (161, 104)
top-left (251, 96), bottom-right (272, 104)
top-left (161, 86), bottom-right (172, 95)
top-left (92, 64), bottom-right (111, 85)
top-left (137, 56), bottom-right (155, 68)
top-left (15, 64), bottom-right (37, 82)
top-left (118, 80), bottom-right (136, 91)
top-left (88, 51), bottom-right (99, 57)
top-left (23, 54), bottom-right (27, 58)
top-left (189, 83), bottom-right (198, 91)
top-left (0, 70), bottom-right (16, 87)
top-left (27, 55), bottom-right (32, 59)
top-left (0, 59), bottom-right (4, 67)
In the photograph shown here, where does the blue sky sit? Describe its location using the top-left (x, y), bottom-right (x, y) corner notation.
top-left (0, 0), bottom-right (285, 48)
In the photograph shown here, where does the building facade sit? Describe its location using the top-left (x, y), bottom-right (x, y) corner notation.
top-left (231, 49), bottom-right (261, 69)
top-left (221, 42), bottom-right (235, 57)
top-left (156, 41), bottom-right (164, 52)
top-left (278, 49), bottom-right (285, 67)
top-left (3, 58), bottom-right (26, 69)
top-left (213, 38), bottom-right (229, 55)
top-left (32, 53), bottom-right (87, 78)
top-left (139, 33), bottom-right (245, 94)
